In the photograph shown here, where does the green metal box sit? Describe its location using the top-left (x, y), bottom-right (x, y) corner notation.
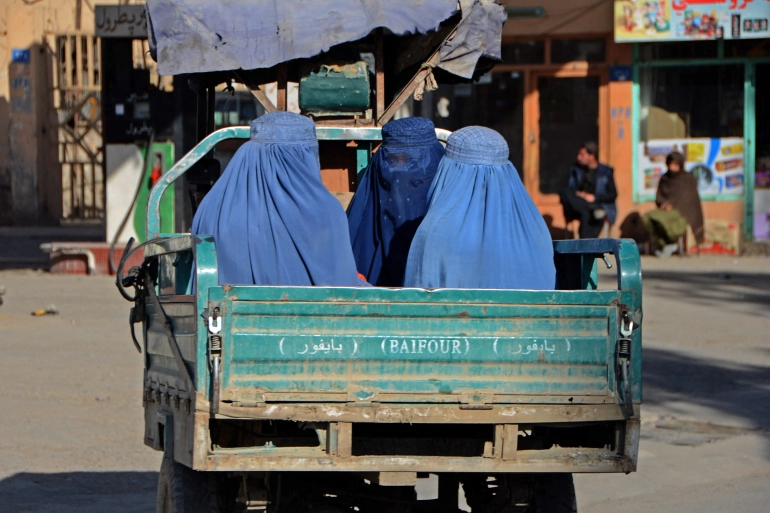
top-left (299, 62), bottom-right (370, 116)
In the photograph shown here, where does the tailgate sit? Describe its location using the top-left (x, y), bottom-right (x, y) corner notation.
top-left (211, 287), bottom-right (623, 404)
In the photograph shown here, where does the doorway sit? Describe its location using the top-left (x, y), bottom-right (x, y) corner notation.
top-left (537, 76), bottom-right (600, 195)
top-left (426, 72), bottom-right (525, 175)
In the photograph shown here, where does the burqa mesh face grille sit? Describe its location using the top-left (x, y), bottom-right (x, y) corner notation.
top-left (347, 117), bottom-right (445, 286)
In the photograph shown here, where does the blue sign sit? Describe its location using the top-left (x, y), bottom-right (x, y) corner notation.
top-left (610, 65), bottom-right (632, 82)
top-left (11, 49), bottom-right (30, 63)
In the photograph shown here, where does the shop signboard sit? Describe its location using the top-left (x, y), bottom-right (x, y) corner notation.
top-left (638, 137), bottom-right (744, 198)
top-left (95, 5), bottom-right (147, 38)
top-left (615, 1), bottom-right (770, 42)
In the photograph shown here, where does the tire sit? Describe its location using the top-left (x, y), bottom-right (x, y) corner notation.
top-left (529, 474), bottom-right (577, 513)
top-left (156, 455), bottom-right (219, 513)
top-left (462, 473), bottom-right (577, 513)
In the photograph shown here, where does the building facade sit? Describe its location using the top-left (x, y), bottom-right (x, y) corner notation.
top-left (0, 0), bottom-right (145, 227)
top-left (2, 0), bottom-right (767, 247)
top-left (425, 0), bottom-right (769, 244)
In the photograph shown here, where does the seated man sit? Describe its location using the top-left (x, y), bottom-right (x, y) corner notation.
top-left (404, 126), bottom-right (556, 290)
top-left (347, 117), bottom-right (444, 286)
top-left (191, 111), bottom-right (362, 286)
top-left (642, 151), bottom-right (704, 257)
top-left (559, 142), bottom-right (617, 239)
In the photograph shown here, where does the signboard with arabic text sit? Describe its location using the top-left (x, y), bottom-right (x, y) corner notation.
top-left (95, 5), bottom-right (147, 38)
top-left (615, 0), bottom-right (770, 42)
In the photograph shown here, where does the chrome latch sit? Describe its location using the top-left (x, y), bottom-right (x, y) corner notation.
top-left (208, 307), bottom-right (223, 414)
top-left (208, 314), bottom-right (222, 334)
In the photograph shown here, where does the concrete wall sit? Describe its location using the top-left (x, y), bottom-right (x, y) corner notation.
top-left (0, 0), bottom-right (143, 226)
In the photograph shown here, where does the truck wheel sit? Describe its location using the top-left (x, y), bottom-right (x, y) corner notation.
top-left (156, 455), bottom-right (220, 513)
top-left (529, 474), bottom-right (577, 513)
top-left (462, 474), bottom-right (576, 513)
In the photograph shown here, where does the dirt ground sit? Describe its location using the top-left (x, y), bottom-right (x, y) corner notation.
top-left (0, 254), bottom-right (769, 512)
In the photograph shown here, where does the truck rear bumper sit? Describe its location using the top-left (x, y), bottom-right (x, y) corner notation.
top-left (201, 447), bottom-right (637, 474)
top-left (214, 401), bottom-right (629, 424)
top-left (181, 405), bottom-right (640, 474)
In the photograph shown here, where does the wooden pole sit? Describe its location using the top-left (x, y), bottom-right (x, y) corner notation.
top-left (375, 29), bottom-right (385, 123)
top-left (277, 64), bottom-right (287, 111)
top-left (75, 0), bottom-right (82, 30)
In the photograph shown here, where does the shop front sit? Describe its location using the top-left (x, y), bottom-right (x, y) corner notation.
top-left (617, 0), bottom-right (770, 245)
top-left (412, 1), bottom-right (769, 248)
top-left (418, 33), bottom-right (630, 237)
top-left (405, 0), bottom-right (636, 239)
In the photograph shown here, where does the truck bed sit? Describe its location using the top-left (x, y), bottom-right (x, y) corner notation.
top-left (139, 236), bottom-right (642, 474)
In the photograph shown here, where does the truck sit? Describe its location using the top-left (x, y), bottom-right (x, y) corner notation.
top-left (118, 3), bottom-right (643, 511)
top-left (117, 123), bottom-right (642, 513)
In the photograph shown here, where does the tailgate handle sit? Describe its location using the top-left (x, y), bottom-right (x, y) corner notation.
top-left (460, 404), bottom-right (493, 410)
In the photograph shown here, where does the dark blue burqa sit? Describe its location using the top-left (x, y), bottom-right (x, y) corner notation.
top-left (347, 117), bottom-right (444, 286)
top-left (404, 126), bottom-right (556, 290)
top-left (191, 112), bottom-right (361, 286)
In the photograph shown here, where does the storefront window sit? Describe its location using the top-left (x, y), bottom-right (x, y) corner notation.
top-left (638, 64), bottom-right (745, 199)
top-left (551, 38), bottom-right (606, 63)
top-left (724, 39), bottom-right (770, 58)
top-left (501, 40), bottom-right (545, 65)
top-left (639, 41), bottom-right (718, 60)
top-left (641, 65), bottom-right (743, 140)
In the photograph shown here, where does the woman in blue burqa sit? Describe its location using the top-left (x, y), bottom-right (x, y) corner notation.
top-left (404, 126), bottom-right (556, 290)
top-left (191, 111), bottom-right (362, 286)
top-left (346, 117), bottom-right (444, 286)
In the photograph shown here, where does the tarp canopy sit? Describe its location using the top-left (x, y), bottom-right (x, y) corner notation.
top-left (145, 0), bottom-right (505, 78)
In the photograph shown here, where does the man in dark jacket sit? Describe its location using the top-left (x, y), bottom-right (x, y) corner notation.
top-left (559, 142), bottom-right (618, 239)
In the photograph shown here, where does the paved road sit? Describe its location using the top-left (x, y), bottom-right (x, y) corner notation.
top-left (578, 255), bottom-right (770, 512)
top-left (1, 255), bottom-right (769, 512)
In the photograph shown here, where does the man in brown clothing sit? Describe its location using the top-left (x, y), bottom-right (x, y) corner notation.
top-left (642, 151), bottom-right (704, 257)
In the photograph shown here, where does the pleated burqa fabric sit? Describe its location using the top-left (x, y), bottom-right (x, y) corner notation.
top-left (191, 112), bottom-right (361, 286)
top-left (347, 117), bottom-right (444, 286)
top-left (404, 126), bottom-right (556, 290)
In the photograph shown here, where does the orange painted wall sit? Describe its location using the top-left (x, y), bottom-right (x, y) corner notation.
top-left (607, 79), bottom-right (633, 237)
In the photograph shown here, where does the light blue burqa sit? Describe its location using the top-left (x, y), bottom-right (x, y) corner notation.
top-left (191, 112), bottom-right (361, 286)
top-left (404, 126), bottom-right (556, 289)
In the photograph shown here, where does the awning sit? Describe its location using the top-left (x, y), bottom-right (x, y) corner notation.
top-left (145, 0), bottom-right (505, 78)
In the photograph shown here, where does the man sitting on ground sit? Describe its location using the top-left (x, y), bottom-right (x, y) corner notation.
top-left (559, 142), bottom-right (617, 239)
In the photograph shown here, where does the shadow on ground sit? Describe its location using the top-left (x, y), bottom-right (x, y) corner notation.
top-left (0, 471), bottom-right (157, 513)
top-left (644, 347), bottom-right (770, 432)
top-left (641, 270), bottom-right (770, 313)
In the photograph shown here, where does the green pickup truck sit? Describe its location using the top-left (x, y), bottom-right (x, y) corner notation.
top-left (118, 125), bottom-right (642, 513)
